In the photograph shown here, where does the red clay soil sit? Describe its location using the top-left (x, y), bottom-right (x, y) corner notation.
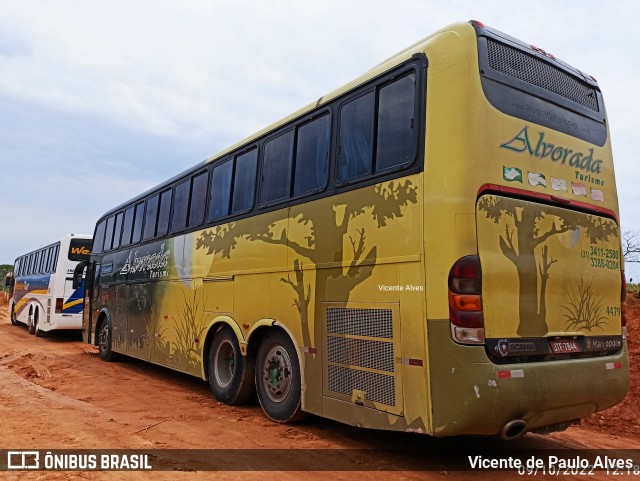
top-left (0, 298), bottom-right (637, 480)
top-left (581, 293), bottom-right (640, 437)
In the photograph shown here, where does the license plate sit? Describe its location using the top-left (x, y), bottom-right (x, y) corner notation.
top-left (549, 339), bottom-right (579, 354)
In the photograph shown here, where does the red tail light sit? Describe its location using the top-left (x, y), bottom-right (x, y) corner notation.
top-left (448, 255), bottom-right (484, 344)
top-left (621, 271), bottom-right (627, 330)
top-left (55, 298), bottom-right (64, 313)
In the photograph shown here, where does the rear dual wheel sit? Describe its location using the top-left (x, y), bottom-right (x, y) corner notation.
top-left (256, 330), bottom-right (305, 423)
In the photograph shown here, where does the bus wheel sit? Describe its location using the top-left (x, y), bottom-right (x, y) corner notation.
top-left (256, 330), bottom-right (305, 423)
top-left (34, 318), bottom-right (45, 337)
top-left (10, 304), bottom-right (19, 326)
top-left (208, 325), bottom-right (255, 405)
top-left (27, 309), bottom-right (36, 335)
top-left (98, 318), bottom-right (116, 362)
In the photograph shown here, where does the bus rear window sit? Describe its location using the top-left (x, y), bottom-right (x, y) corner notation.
top-left (475, 30), bottom-right (607, 146)
top-left (68, 238), bottom-right (92, 261)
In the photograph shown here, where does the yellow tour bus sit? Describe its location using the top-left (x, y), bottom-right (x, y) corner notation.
top-left (78, 20), bottom-right (629, 439)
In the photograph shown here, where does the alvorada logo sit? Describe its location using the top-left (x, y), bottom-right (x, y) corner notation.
top-left (500, 126), bottom-right (603, 174)
top-left (120, 244), bottom-right (171, 275)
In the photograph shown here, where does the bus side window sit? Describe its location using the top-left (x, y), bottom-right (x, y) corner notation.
top-left (172, 179), bottom-right (190, 232)
top-left (337, 91), bottom-right (374, 182)
top-left (93, 220), bottom-right (107, 254)
top-left (189, 171), bottom-right (208, 228)
top-left (208, 160), bottom-right (233, 221)
top-left (293, 114), bottom-right (330, 196)
top-left (260, 130), bottom-right (294, 204)
top-left (376, 73), bottom-right (416, 172)
top-left (143, 195), bottom-right (159, 240)
top-left (156, 189), bottom-right (172, 238)
top-left (51, 244), bottom-right (59, 273)
top-left (131, 202), bottom-right (145, 244)
top-left (112, 212), bottom-right (124, 250)
top-left (104, 216), bottom-right (116, 251)
top-left (121, 206), bottom-right (135, 246)
top-left (232, 150), bottom-right (258, 214)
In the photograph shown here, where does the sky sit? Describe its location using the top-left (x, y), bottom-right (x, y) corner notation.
top-left (1, 0), bottom-right (639, 277)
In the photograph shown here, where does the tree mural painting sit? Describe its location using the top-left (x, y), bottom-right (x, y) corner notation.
top-left (195, 180), bottom-right (418, 342)
top-left (478, 195), bottom-right (617, 337)
top-left (151, 289), bottom-right (208, 372)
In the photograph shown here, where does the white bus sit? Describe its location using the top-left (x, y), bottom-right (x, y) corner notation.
top-left (8, 234), bottom-right (92, 336)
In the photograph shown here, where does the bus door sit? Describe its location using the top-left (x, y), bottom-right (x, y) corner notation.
top-left (124, 246), bottom-right (153, 361)
top-left (63, 270), bottom-right (85, 317)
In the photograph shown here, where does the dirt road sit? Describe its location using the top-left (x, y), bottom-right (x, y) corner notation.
top-left (0, 301), bottom-right (638, 481)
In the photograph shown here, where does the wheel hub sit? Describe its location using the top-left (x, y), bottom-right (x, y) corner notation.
top-left (263, 347), bottom-right (292, 402)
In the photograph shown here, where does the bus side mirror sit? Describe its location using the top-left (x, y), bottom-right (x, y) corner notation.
top-left (72, 261), bottom-right (89, 290)
top-left (4, 273), bottom-right (13, 288)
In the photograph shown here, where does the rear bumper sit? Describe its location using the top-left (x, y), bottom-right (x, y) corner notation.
top-left (43, 314), bottom-right (83, 331)
top-left (427, 319), bottom-right (630, 437)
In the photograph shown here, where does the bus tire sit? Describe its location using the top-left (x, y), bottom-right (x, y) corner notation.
top-left (97, 317), bottom-right (117, 362)
top-left (10, 304), bottom-right (19, 326)
top-left (208, 325), bottom-right (255, 405)
top-left (255, 329), bottom-right (306, 423)
top-left (27, 308), bottom-right (36, 335)
top-left (34, 319), bottom-right (45, 337)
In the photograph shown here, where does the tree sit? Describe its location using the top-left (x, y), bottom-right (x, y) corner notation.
top-left (622, 230), bottom-right (640, 264)
top-left (196, 180), bottom-right (418, 343)
top-left (0, 264), bottom-right (13, 293)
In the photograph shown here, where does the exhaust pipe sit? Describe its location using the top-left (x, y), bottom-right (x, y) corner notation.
top-left (500, 420), bottom-right (527, 440)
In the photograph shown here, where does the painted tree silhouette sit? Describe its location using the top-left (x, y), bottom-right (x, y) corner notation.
top-left (196, 180), bottom-right (418, 341)
top-left (478, 196), bottom-right (616, 336)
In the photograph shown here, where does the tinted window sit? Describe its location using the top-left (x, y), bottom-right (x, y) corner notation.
top-left (131, 202), bottom-right (145, 244)
top-left (337, 91), bottom-right (374, 181)
top-left (189, 171), bottom-right (208, 227)
top-left (156, 190), bottom-right (172, 237)
top-left (47, 246), bottom-right (55, 272)
top-left (34, 251), bottom-right (42, 274)
top-left (121, 207), bottom-right (135, 246)
top-left (208, 160), bottom-right (233, 221)
top-left (104, 216), bottom-right (115, 251)
top-left (143, 195), bottom-right (159, 240)
top-left (42, 249), bottom-right (50, 273)
top-left (261, 131), bottom-right (294, 204)
top-left (172, 180), bottom-right (190, 232)
top-left (41, 250), bottom-right (48, 273)
top-left (51, 244), bottom-right (59, 273)
top-left (93, 220), bottom-right (106, 254)
top-left (376, 73), bottom-right (416, 171)
top-left (112, 212), bottom-right (124, 249)
top-left (294, 114), bottom-right (330, 196)
top-left (68, 238), bottom-right (92, 261)
top-left (232, 150), bottom-right (258, 213)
